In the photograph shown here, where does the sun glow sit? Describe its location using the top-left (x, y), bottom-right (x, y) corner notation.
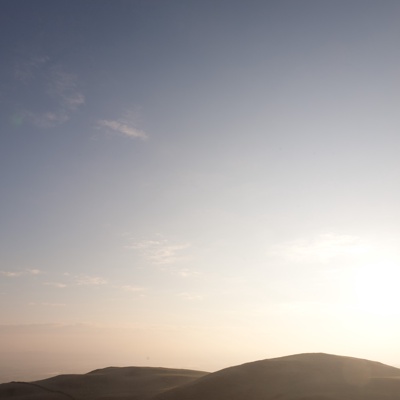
top-left (351, 261), bottom-right (400, 316)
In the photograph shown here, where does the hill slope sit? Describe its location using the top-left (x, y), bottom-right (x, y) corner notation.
top-left (0, 366), bottom-right (208, 400)
top-left (153, 353), bottom-right (400, 400)
top-left (1, 353), bottom-right (400, 400)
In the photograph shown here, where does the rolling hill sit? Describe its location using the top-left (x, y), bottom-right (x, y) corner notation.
top-left (2, 353), bottom-right (400, 399)
top-left (0, 366), bottom-right (208, 400)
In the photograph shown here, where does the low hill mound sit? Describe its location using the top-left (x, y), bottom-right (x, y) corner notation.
top-left (0, 381), bottom-right (74, 399)
top-left (153, 353), bottom-right (400, 400)
top-left (0, 367), bottom-right (208, 400)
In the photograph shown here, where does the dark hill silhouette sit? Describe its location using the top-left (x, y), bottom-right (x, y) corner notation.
top-left (0, 367), bottom-right (207, 400)
top-left (1, 353), bottom-right (400, 400)
top-left (153, 353), bottom-right (400, 400)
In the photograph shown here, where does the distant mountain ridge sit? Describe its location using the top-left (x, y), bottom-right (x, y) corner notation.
top-left (1, 353), bottom-right (400, 399)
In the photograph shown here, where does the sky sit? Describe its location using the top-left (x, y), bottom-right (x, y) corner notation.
top-left (1, 0), bottom-right (400, 382)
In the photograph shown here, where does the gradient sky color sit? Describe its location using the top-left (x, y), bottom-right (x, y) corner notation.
top-left (2, 0), bottom-right (400, 382)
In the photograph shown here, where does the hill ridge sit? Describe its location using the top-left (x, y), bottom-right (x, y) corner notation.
top-left (2, 353), bottom-right (400, 400)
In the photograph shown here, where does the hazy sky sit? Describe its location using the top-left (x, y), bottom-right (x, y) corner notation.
top-left (2, 0), bottom-right (400, 381)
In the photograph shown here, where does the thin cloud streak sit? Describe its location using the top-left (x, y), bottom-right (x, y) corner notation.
top-left (14, 55), bottom-right (50, 82)
top-left (119, 285), bottom-right (146, 293)
top-left (14, 55), bottom-right (85, 128)
top-left (25, 110), bottom-right (69, 128)
top-left (175, 268), bottom-right (200, 278)
top-left (1, 269), bottom-right (43, 278)
top-left (128, 238), bottom-right (190, 265)
top-left (0, 271), bottom-right (22, 278)
top-left (26, 269), bottom-right (42, 275)
top-left (97, 119), bottom-right (148, 140)
top-left (28, 302), bottom-right (66, 307)
top-left (178, 292), bottom-right (203, 301)
top-left (269, 233), bottom-right (369, 264)
top-left (47, 68), bottom-right (85, 112)
top-left (0, 322), bottom-right (102, 334)
top-left (75, 275), bottom-right (108, 286)
top-left (43, 282), bottom-right (67, 288)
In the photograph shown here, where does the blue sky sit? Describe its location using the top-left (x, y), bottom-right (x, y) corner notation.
top-left (2, 0), bottom-right (400, 381)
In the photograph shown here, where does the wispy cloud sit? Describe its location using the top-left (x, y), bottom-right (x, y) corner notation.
top-left (0, 322), bottom-right (101, 334)
top-left (174, 268), bottom-right (200, 278)
top-left (120, 285), bottom-right (146, 293)
top-left (14, 55), bottom-right (85, 128)
top-left (47, 67), bottom-right (85, 112)
top-left (97, 111), bottom-right (148, 140)
top-left (27, 269), bottom-right (42, 275)
top-left (14, 55), bottom-right (50, 82)
top-left (75, 275), bottom-right (108, 286)
top-left (0, 271), bottom-right (23, 278)
top-left (178, 292), bottom-right (203, 301)
top-left (269, 233), bottom-right (369, 264)
top-left (1, 269), bottom-right (43, 278)
top-left (43, 282), bottom-right (67, 288)
top-left (24, 111), bottom-right (69, 128)
top-left (128, 238), bottom-right (190, 265)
